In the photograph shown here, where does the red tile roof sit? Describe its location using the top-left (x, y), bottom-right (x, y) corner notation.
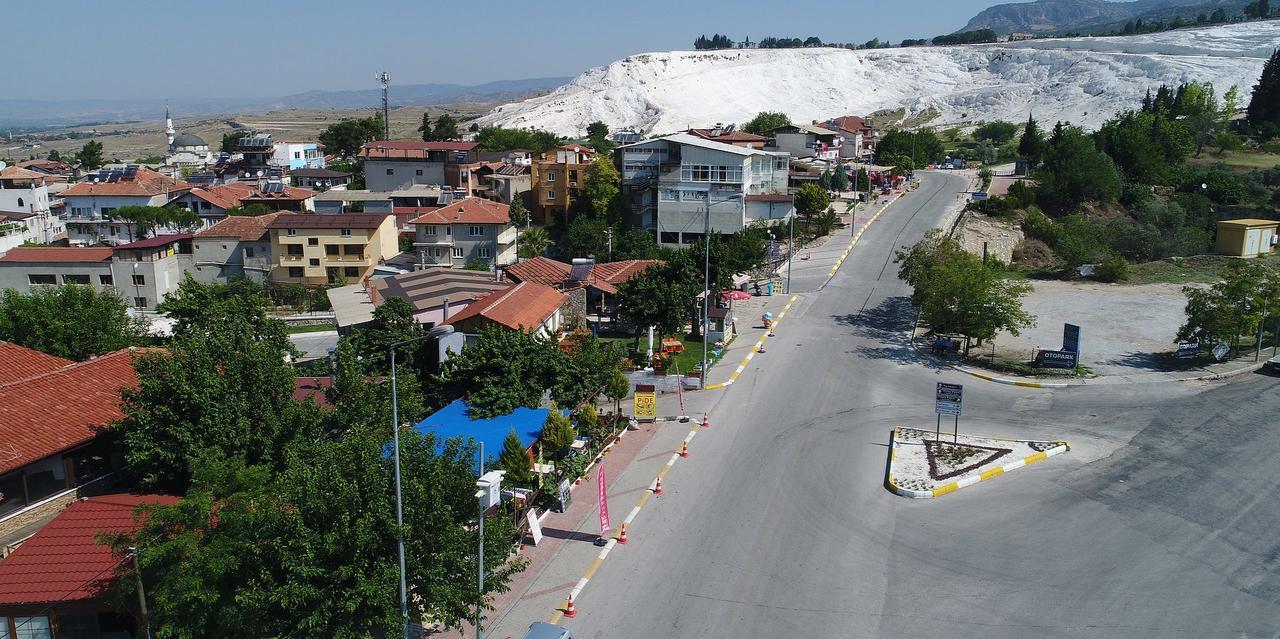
top-left (504, 257), bottom-right (660, 295)
top-left (0, 247), bottom-right (113, 263)
top-left (504, 257), bottom-right (572, 287)
top-left (408, 198), bottom-right (510, 225)
top-left (447, 282), bottom-right (567, 332)
top-left (268, 213), bottom-right (391, 230)
top-left (60, 168), bottom-right (189, 198)
top-left (0, 348), bottom-right (145, 476)
top-left (823, 115), bottom-right (872, 135)
top-left (293, 376), bottom-right (333, 407)
top-left (113, 233), bottom-right (192, 250)
top-left (188, 182), bottom-right (315, 209)
top-left (0, 493), bottom-right (179, 606)
top-left (592, 259), bottom-right (662, 285)
top-left (687, 129), bottom-right (768, 143)
top-left (195, 212), bottom-right (284, 241)
top-left (0, 342), bottom-right (73, 385)
top-left (0, 166), bottom-right (48, 181)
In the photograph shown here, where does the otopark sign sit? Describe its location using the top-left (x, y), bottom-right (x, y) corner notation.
top-left (1036, 323), bottom-right (1081, 369)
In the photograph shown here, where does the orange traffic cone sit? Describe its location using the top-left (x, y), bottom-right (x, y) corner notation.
top-left (679, 441), bottom-right (689, 458)
top-left (653, 476), bottom-right (663, 494)
top-left (701, 412), bottom-right (710, 430)
top-left (617, 522), bottom-right (629, 544)
top-left (563, 592), bottom-right (577, 618)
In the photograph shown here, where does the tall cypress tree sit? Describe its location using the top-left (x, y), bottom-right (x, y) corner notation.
top-left (497, 428), bottom-right (532, 486)
top-left (1247, 48), bottom-right (1280, 130)
top-left (1018, 114), bottom-right (1044, 169)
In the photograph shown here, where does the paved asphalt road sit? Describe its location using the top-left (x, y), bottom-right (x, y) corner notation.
top-left (558, 171), bottom-right (1280, 638)
top-left (288, 329), bottom-right (338, 362)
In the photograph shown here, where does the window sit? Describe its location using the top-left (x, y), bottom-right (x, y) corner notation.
top-left (286, 244), bottom-right (304, 256)
top-left (288, 267), bottom-right (304, 278)
top-left (287, 228), bottom-right (297, 236)
top-left (344, 267), bottom-right (359, 277)
top-left (201, 201), bottom-right (212, 211)
top-left (546, 190), bottom-right (556, 201)
top-left (133, 297), bottom-right (147, 309)
top-left (62, 274), bottom-right (90, 285)
top-left (22, 456), bottom-right (67, 504)
top-left (325, 244), bottom-right (339, 255)
top-left (569, 170), bottom-right (578, 182)
top-left (16, 197), bottom-right (23, 207)
top-left (13, 615), bottom-right (52, 639)
top-left (308, 237), bottom-right (319, 246)
top-left (244, 246), bottom-right (255, 258)
top-left (386, 168), bottom-right (395, 175)
top-left (478, 247), bottom-right (491, 258)
top-left (660, 232), bottom-right (680, 244)
top-left (416, 169), bottom-right (424, 176)
top-left (452, 247), bottom-right (464, 258)
top-left (27, 274), bottom-right (56, 285)
top-left (132, 274), bottom-right (145, 286)
top-left (309, 258), bottom-right (320, 266)
top-left (423, 226), bottom-right (436, 236)
top-left (446, 226), bottom-right (451, 236)
top-left (0, 471), bottom-right (26, 518)
top-left (341, 228), bottom-right (352, 237)
top-left (99, 274), bottom-right (113, 285)
top-left (469, 225), bottom-right (483, 237)
top-left (294, 151), bottom-right (301, 159)
top-left (546, 171), bottom-right (557, 182)
top-left (344, 244), bottom-right (363, 255)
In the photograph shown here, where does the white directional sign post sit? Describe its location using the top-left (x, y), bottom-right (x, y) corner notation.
top-left (935, 382), bottom-right (963, 442)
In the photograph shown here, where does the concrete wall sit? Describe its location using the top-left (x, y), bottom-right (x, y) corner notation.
top-left (0, 261), bottom-right (115, 294)
top-left (111, 254), bottom-right (193, 309)
top-left (364, 160), bottom-right (445, 191)
top-left (193, 238), bottom-right (272, 284)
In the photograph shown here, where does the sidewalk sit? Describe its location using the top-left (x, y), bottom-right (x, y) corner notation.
top-left (437, 393), bottom-right (708, 638)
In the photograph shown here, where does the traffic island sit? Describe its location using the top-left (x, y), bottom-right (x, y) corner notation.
top-left (886, 427), bottom-right (1068, 498)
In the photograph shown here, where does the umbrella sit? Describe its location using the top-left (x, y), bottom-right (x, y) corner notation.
top-left (722, 290), bottom-right (751, 301)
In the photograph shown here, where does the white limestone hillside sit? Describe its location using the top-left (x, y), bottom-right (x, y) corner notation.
top-left (479, 20), bottom-right (1280, 136)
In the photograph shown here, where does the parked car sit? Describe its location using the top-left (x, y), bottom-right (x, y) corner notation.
top-left (523, 621), bottom-right (572, 639)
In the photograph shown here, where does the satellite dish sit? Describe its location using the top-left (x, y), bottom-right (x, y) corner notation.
top-left (0, 161), bottom-right (6, 170)
top-left (257, 170), bottom-right (264, 177)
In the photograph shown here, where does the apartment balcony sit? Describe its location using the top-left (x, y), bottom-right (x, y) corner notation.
top-left (413, 237), bottom-right (453, 247)
top-left (279, 254), bottom-right (306, 265)
top-left (326, 254), bottom-right (369, 264)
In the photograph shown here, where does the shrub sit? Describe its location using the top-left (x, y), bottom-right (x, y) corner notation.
top-left (540, 411), bottom-right (576, 458)
top-left (1094, 254), bottom-right (1130, 282)
top-left (1020, 208), bottom-right (1058, 245)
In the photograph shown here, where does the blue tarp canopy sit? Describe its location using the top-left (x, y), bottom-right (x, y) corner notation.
top-left (409, 398), bottom-right (551, 473)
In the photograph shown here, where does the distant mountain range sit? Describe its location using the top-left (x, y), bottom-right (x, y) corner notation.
top-left (961, 0), bottom-right (1250, 34)
top-left (0, 77), bottom-right (571, 130)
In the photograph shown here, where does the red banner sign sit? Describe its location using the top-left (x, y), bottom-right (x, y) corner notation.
top-left (597, 463), bottom-right (610, 534)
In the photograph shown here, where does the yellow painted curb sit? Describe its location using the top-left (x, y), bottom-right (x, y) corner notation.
top-left (885, 426), bottom-right (1070, 499)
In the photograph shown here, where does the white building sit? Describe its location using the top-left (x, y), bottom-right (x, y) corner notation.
top-left (60, 166), bottom-right (192, 245)
top-left (618, 133), bottom-right (793, 247)
top-left (768, 123), bottom-right (843, 161)
top-left (0, 166), bottom-right (65, 251)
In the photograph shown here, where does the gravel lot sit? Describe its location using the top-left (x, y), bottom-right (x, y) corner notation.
top-left (991, 280), bottom-right (1189, 376)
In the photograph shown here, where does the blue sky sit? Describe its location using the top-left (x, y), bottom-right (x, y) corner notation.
top-left (13, 0), bottom-right (1006, 100)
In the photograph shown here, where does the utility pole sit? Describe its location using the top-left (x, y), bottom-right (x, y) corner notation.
top-left (390, 334), bottom-right (430, 639)
top-left (786, 212), bottom-right (794, 294)
top-left (130, 548), bottom-right (153, 639)
top-left (476, 443), bottom-right (485, 639)
top-left (605, 227), bottom-right (613, 261)
top-left (377, 71), bottom-right (391, 141)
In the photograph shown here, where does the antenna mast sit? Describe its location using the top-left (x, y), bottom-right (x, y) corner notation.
top-left (377, 71), bottom-right (391, 141)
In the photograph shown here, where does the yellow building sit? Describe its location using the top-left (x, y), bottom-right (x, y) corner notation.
top-left (529, 144), bottom-right (596, 225)
top-left (1215, 218), bottom-right (1278, 258)
top-left (268, 213), bottom-right (398, 285)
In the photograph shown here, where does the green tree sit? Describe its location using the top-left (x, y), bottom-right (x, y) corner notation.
top-left (1035, 124), bottom-right (1122, 213)
top-left (613, 228), bottom-right (661, 260)
top-left (876, 128), bottom-right (942, 167)
top-left (1094, 110), bottom-right (1191, 184)
top-left (220, 131), bottom-right (245, 154)
top-left (896, 230), bottom-right (1034, 351)
top-left (475, 127), bottom-right (561, 153)
top-left (496, 428), bottom-right (533, 486)
top-left (114, 296), bottom-right (317, 492)
top-left (0, 285), bottom-right (145, 360)
top-left (156, 275), bottom-right (270, 334)
top-left (563, 215), bottom-right (611, 259)
top-left (603, 369), bottom-right (630, 416)
top-left (1018, 115), bottom-right (1045, 168)
top-left (438, 325), bottom-right (561, 419)
top-left (1177, 261), bottom-right (1271, 356)
top-left (518, 225), bottom-right (552, 258)
top-left (76, 139), bottom-right (105, 169)
top-left (225, 203), bottom-right (271, 217)
top-left (830, 166), bottom-right (850, 191)
top-left (743, 111), bottom-right (791, 135)
top-left (343, 296), bottom-right (430, 379)
top-left (974, 121), bottom-right (1019, 145)
top-left (46, 149), bottom-right (61, 162)
top-left (581, 155), bottom-right (622, 222)
top-left (1248, 48), bottom-right (1280, 133)
top-left (616, 254), bottom-right (700, 345)
top-left (319, 114), bottom-right (384, 158)
top-left (794, 182), bottom-right (831, 223)
top-left (433, 114), bottom-right (459, 140)
top-left (540, 410), bottom-right (576, 457)
top-left (508, 193), bottom-right (530, 228)
top-left (551, 334), bottom-right (623, 407)
top-left (418, 112), bottom-right (434, 141)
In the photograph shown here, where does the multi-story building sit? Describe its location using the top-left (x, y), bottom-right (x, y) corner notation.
top-left (290, 168), bottom-right (352, 190)
top-left (358, 141), bottom-right (480, 192)
top-left (171, 179), bottom-right (315, 229)
top-left (60, 167), bottom-right (191, 245)
top-left (529, 144), bottom-right (595, 225)
top-left (268, 213), bottom-right (398, 285)
top-left (274, 141), bottom-right (325, 170)
top-left (0, 233), bottom-right (192, 311)
top-left (406, 197), bottom-right (517, 268)
top-left (0, 166), bottom-right (64, 251)
top-left (192, 213), bottom-right (281, 284)
top-left (819, 115), bottom-right (876, 159)
top-left (618, 133), bottom-right (793, 246)
top-left (688, 125), bottom-right (768, 149)
top-left (238, 133), bottom-right (277, 172)
top-left (768, 123), bottom-right (843, 161)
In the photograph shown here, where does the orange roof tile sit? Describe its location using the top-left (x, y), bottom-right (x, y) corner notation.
top-left (408, 197), bottom-right (510, 225)
top-left (0, 247), bottom-right (113, 263)
top-left (195, 212), bottom-right (284, 241)
top-left (0, 348), bottom-right (146, 475)
top-left (0, 342), bottom-right (73, 385)
top-left (60, 168), bottom-right (189, 198)
top-left (0, 493), bottom-right (179, 605)
top-left (447, 282), bottom-right (566, 332)
top-left (504, 256), bottom-right (572, 287)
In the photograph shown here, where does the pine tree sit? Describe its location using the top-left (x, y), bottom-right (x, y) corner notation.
top-left (831, 166), bottom-right (850, 191)
top-left (1017, 115), bottom-right (1044, 169)
top-left (497, 428), bottom-right (533, 486)
top-left (540, 411), bottom-right (576, 458)
top-left (818, 168), bottom-right (833, 190)
top-left (1248, 49), bottom-right (1280, 130)
top-left (417, 112), bottom-right (433, 142)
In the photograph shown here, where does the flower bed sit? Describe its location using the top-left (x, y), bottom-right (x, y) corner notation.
top-left (890, 427), bottom-right (1068, 494)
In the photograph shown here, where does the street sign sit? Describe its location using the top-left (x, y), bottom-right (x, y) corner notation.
top-left (633, 384), bottom-right (657, 422)
top-left (557, 479), bottom-right (572, 513)
top-left (1063, 323), bottom-right (1080, 353)
top-left (935, 382), bottom-right (963, 416)
top-left (1035, 349), bottom-right (1077, 368)
top-left (597, 464), bottom-right (610, 534)
top-left (526, 508), bottom-right (543, 546)
top-left (1176, 342), bottom-right (1199, 359)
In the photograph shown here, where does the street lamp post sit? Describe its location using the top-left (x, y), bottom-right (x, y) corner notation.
top-left (701, 194), bottom-right (743, 389)
top-left (390, 335), bottom-right (431, 639)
